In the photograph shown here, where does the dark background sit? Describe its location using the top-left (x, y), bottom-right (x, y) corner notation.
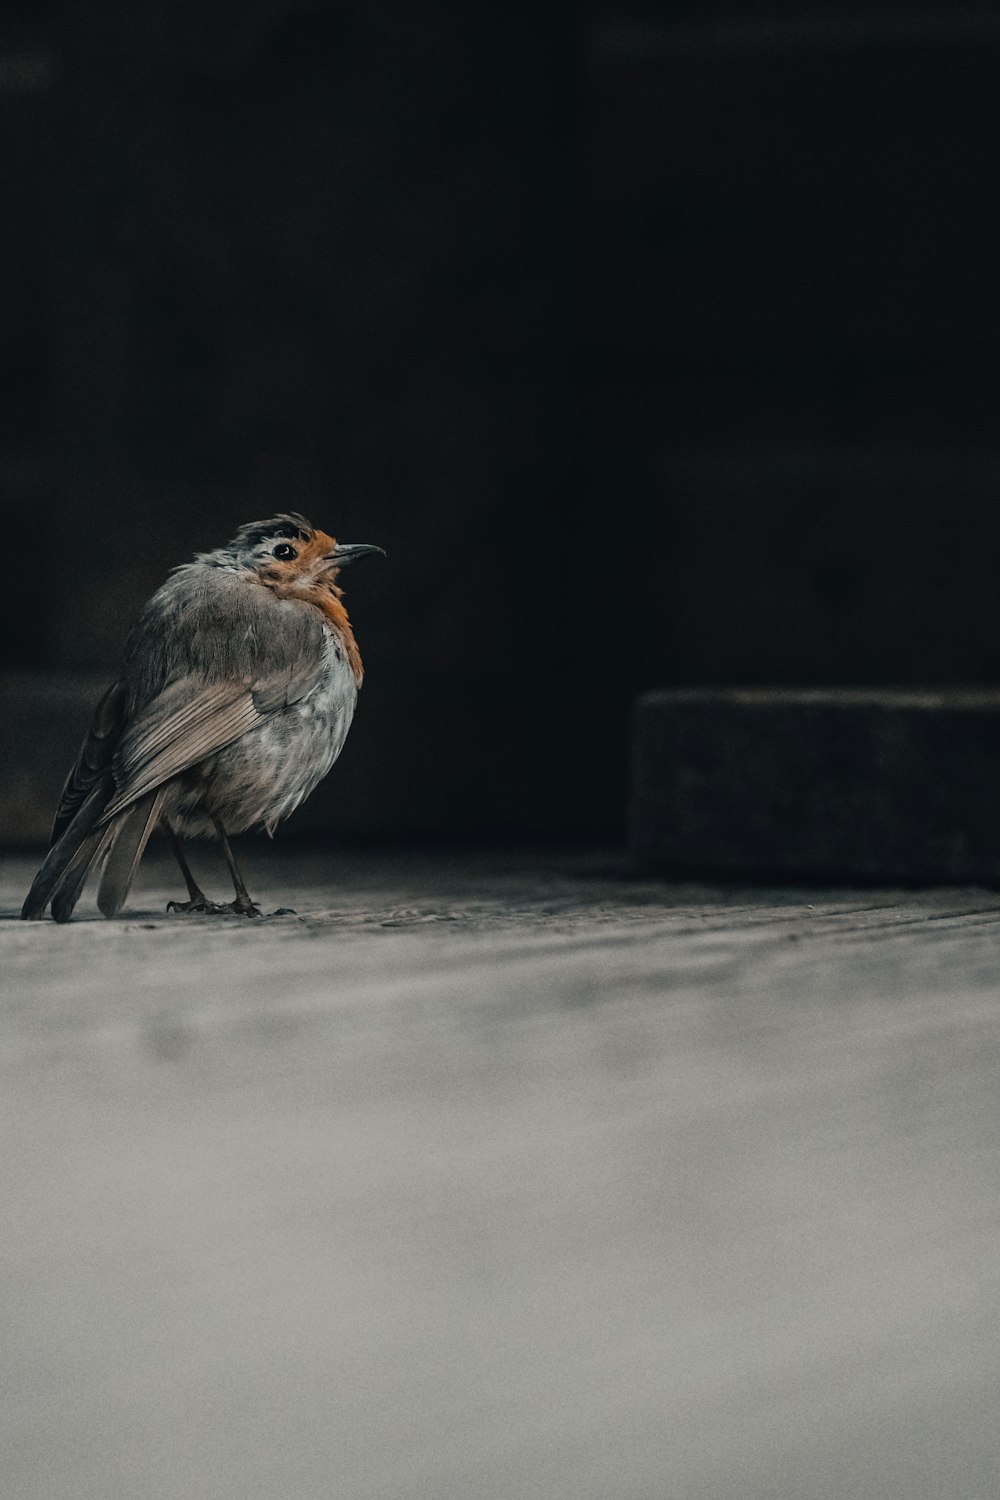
top-left (2, 1), bottom-right (1000, 839)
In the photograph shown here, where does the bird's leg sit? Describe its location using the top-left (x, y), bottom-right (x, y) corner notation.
top-left (212, 817), bottom-right (262, 917)
top-left (163, 819), bottom-right (229, 915)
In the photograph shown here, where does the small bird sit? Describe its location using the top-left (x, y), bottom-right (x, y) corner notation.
top-left (22, 513), bottom-right (383, 922)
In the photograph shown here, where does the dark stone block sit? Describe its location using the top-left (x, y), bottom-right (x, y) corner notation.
top-left (0, 671), bottom-right (627, 848)
top-left (630, 688), bottom-right (1000, 881)
top-left (0, 672), bottom-right (106, 844)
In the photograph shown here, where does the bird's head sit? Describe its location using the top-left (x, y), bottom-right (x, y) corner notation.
top-left (205, 513), bottom-right (385, 595)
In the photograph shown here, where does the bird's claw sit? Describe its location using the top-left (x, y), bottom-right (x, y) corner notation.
top-left (231, 900), bottom-right (263, 919)
top-left (167, 898), bottom-right (261, 918)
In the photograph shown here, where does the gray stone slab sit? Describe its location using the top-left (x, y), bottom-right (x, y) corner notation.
top-left (3, 847), bottom-right (1000, 1498)
top-left (631, 687), bottom-right (1000, 881)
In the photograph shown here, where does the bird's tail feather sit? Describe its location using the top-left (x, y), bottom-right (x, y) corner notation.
top-left (97, 788), bottom-right (166, 919)
top-left (21, 784), bottom-right (109, 920)
top-left (50, 824), bottom-right (115, 925)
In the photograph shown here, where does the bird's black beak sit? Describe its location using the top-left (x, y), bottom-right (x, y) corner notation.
top-left (326, 543), bottom-right (386, 567)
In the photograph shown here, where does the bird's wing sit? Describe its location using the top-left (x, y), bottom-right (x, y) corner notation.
top-left (50, 681), bottom-right (128, 847)
top-left (101, 653), bottom-right (324, 821)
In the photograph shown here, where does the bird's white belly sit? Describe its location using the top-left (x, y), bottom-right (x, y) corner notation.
top-left (164, 628), bottom-right (359, 837)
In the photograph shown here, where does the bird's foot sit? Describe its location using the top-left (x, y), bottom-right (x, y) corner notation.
top-left (167, 896), bottom-right (261, 917)
top-left (229, 897), bottom-right (262, 919)
top-left (167, 897), bottom-right (232, 916)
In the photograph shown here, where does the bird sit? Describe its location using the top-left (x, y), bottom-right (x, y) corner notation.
top-left (22, 513), bottom-right (383, 923)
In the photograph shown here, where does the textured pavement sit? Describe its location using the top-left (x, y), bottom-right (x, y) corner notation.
top-left (4, 846), bottom-right (1000, 1499)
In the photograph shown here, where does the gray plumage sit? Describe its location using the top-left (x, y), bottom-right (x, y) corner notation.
top-left (22, 514), bottom-right (380, 922)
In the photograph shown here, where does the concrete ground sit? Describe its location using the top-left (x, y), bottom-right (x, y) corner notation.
top-left (3, 845), bottom-right (1000, 1500)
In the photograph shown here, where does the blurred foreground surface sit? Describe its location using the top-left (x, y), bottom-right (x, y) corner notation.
top-left (4, 847), bottom-right (1000, 1499)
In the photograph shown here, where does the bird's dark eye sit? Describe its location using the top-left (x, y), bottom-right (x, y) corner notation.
top-left (272, 542), bottom-right (297, 560)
